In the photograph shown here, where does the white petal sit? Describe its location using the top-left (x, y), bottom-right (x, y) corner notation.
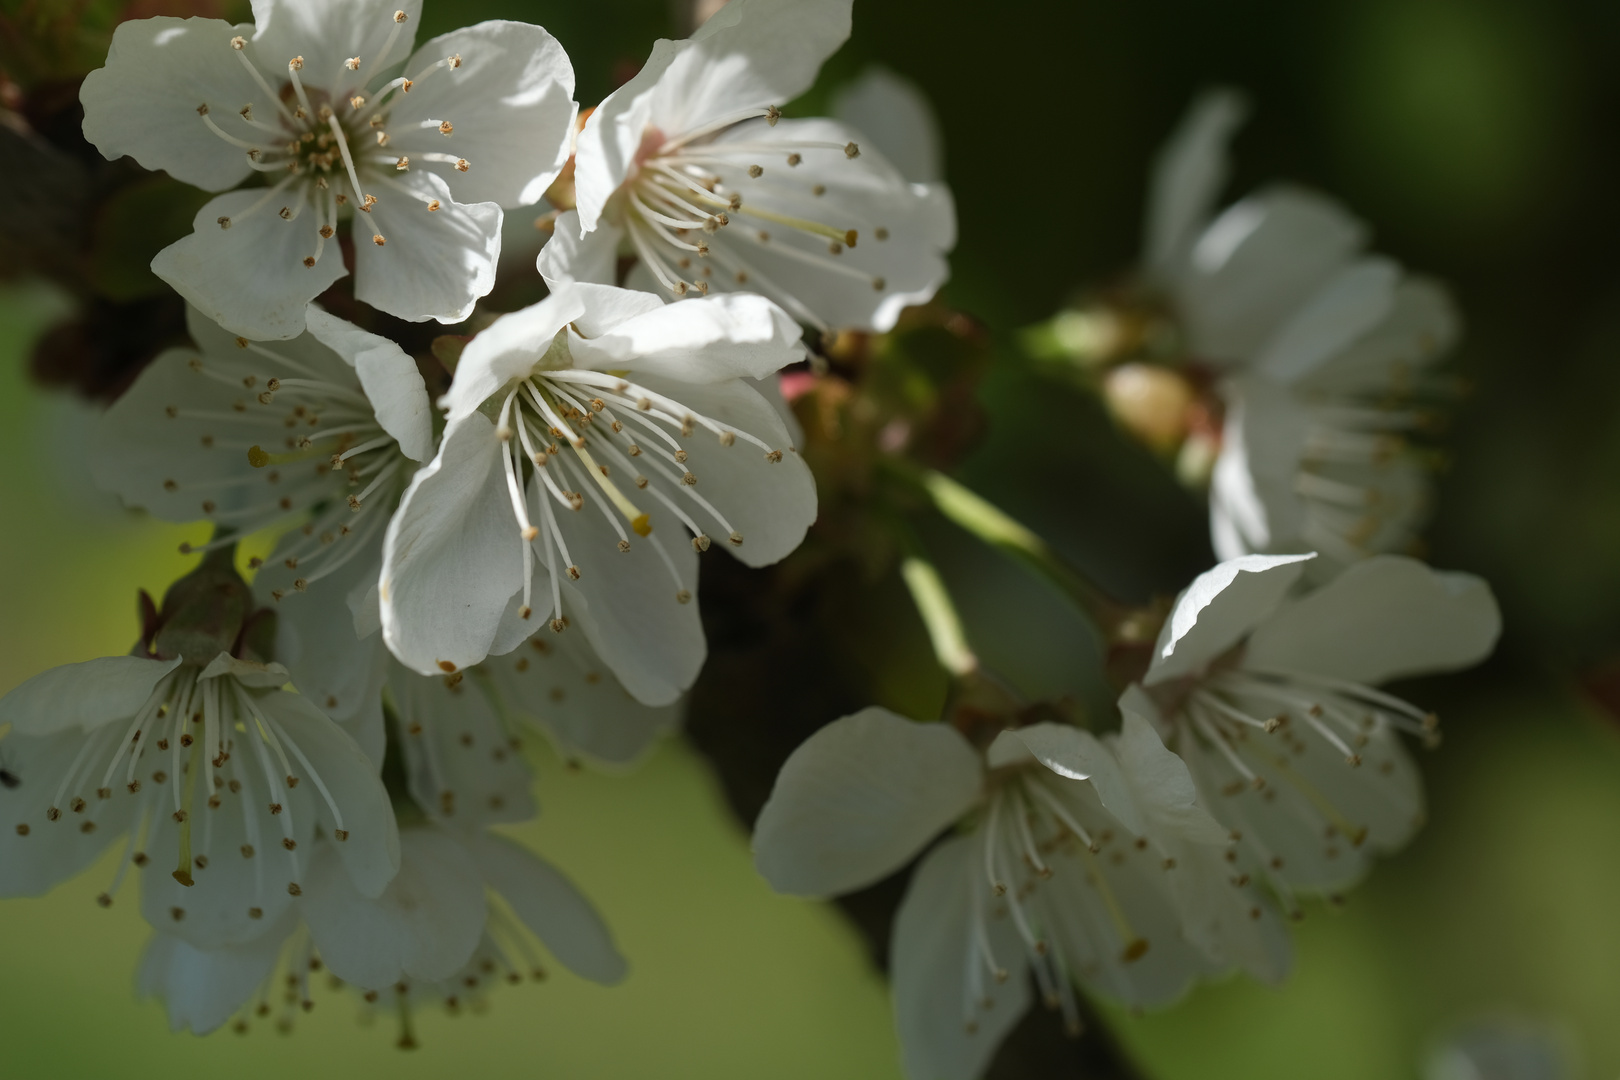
top-left (380, 411), bottom-right (524, 675)
top-left (1244, 555), bottom-right (1502, 685)
top-left (197, 653), bottom-right (290, 687)
top-left (1300, 275), bottom-right (1460, 395)
top-left (623, 374), bottom-right (816, 567)
top-left (570, 291), bottom-right (802, 383)
top-left (0, 729), bottom-right (142, 897)
top-left (464, 831), bottom-right (628, 985)
top-left (301, 827), bottom-right (484, 988)
top-left (388, 21), bottom-right (576, 208)
top-left (140, 779), bottom-right (314, 947)
top-left (482, 633), bottom-right (681, 767)
top-left (352, 173), bottom-right (500, 326)
top-left (1112, 711), bottom-right (1229, 845)
top-left (891, 834), bottom-right (1031, 1080)
top-left (997, 727), bottom-right (1148, 837)
top-left (1041, 827), bottom-right (1214, 1007)
top-left (696, 117), bottom-right (954, 332)
top-left (1157, 840), bottom-right (1291, 984)
top-left (539, 468), bottom-right (707, 706)
top-left (138, 922), bottom-right (291, 1034)
top-left (0, 656), bottom-right (178, 737)
top-left (1144, 554), bottom-right (1315, 686)
top-left (441, 291), bottom-right (584, 423)
top-left (79, 17), bottom-right (261, 192)
top-left (387, 662), bottom-right (536, 826)
top-left (303, 305), bottom-right (433, 460)
top-left (753, 707), bottom-right (982, 897)
top-left (1253, 258), bottom-right (1400, 384)
top-left (1176, 186), bottom-right (1366, 365)
top-left (538, 213), bottom-right (623, 289)
top-left (575, 0), bottom-right (853, 231)
top-left (1207, 377), bottom-right (1311, 556)
top-left (255, 689), bottom-right (399, 896)
top-left (249, 0), bottom-right (422, 91)
top-left (1144, 88), bottom-right (1248, 276)
top-left (258, 536), bottom-right (390, 730)
top-left (831, 66), bottom-right (944, 184)
top-left (153, 189), bottom-right (346, 341)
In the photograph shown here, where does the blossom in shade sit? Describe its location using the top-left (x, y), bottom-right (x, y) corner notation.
top-left (753, 707), bottom-right (1285, 1080)
top-left (380, 283), bottom-right (816, 705)
top-left (1143, 90), bottom-right (1459, 572)
top-left (1123, 553), bottom-right (1500, 908)
top-left (0, 651), bottom-right (398, 936)
top-left (92, 303), bottom-right (431, 735)
top-left (80, 0), bottom-right (576, 338)
top-left (539, 0), bottom-right (954, 333)
top-left (138, 664), bottom-right (625, 1038)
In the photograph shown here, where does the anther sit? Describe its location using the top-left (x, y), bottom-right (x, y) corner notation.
top-left (396, 156), bottom-right (409, 170)
top-left (427, 199), bottom-right (441, 211)
top-left (566, 565), bottom-right (581, 580)
top-left (373, 234), bottom-right (386, 246)
top-left (334, 829), bottom-right (349, 841)
top-left (454, 158), bottom-right (469, 171)
top-left (394, 9), bottom-right (407, 20)
top-left (346, 56), bottom-right (361, 70)
top-left (439, 121), bottom-right (454, 135)
top-left (765, 105), bottom-right (781, 125)
top-left (230, 36), bottom-right (246, 49)
top-left (786, 153), bottom-right (802, 167)
top-left (748, 164), bottom-right (763, 178)
top-left (871, 277), bottom-right (887, 291)
top-left (617, 540), bottom-right (631, 553)
top-left (218, 216), bottom-right (232, 229)
top-left (728, 531), bottom-right (744, 546)
top-left (288, 882), bottom-right (302, 896)
top-left (692, 535), bottom-right (711, 552)
top-left (676, 590), bottom-right (692, 604)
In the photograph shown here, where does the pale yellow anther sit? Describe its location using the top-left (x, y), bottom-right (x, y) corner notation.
top-left (346, 57), bottom-right (361, 70)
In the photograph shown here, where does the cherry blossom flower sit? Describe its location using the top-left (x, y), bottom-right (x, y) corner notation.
top-left (1123, 553), bottom-right (1500, 907)
top-left (1145, 91), bottom-right (1459, 572)
top-left (0, 651), bottom-right (398, 937)
top-left (93, 303), bottom-right (431, 734)
top-left (380, 283), bottom-right (816, 704)
top-left (539, 0), bottom-right (954, 333)
top-left (80, 0), bottom-right (576, 338)
top-left (753, 707), bottom-right (1285, 1080)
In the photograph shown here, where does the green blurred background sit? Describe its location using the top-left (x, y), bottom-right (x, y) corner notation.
top-left (7, 0), bottom-right (1620, 1075)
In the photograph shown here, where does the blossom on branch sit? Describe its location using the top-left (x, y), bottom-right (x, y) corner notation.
top-left (81, 0), bottom-right (577, 337)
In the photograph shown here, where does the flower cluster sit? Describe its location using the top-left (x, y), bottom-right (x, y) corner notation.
top-left (0, 0), bottom-right (1507, 1075)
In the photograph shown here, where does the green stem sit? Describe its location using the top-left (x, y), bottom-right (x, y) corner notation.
top-left (899, 552), bottom-right (979, 678)
top-left (886, 461), bottom-right (1127, 638)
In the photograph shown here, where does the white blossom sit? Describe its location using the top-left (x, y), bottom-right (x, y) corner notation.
top-left (0, 652), bottom-right (398, 943)
top-left (380, 283), bottom-right (816, 704)
top-left (539, 0), bottom-right (954, 333)
top-left (80, 0), bottom-right (576, 338)
top-left (92, 303), bottom-right (431, 736)
top-left (753, 707), bottom-right (1285, 1080)
top-left (1144, 90), bottom-right (1459, 572)
top-left (1124, 553), bottom-right (1500, 906)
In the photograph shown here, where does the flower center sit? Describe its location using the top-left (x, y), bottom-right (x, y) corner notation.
top-left (194, 11), bottom-right (467, 263)
top-left (615, 108), bottom-right (889, 328)
top-left (488, 343), bottom-right (787, 632)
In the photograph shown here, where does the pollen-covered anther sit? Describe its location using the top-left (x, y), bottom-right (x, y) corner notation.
top-left (786, 153), bottom-right (802, 167)
top-left (217, 216), bottom-right (232, 230)
top-left (439, 121), bottom-right (454, 135)
top-left (692, 534), bottom-right (711, 553)
top-left (396, 156), bottom-right (409, 170)
top-left (566, 565), bottom-right (581, 580)
top-left (765, 104), bottom-right (781, 125)
top-left (748, 164), bottom-right (764, 178)
top-left (728, 531), bottom-right (744, 547)
top-left (288, 882), bottom-right (302, 896)
top-left (448, 53), bottom-right (462, 68)
top-left (373, 234), bottom-right (386, 246)
top-left (454, 158), bottom-right (469, 172)
top-left (676, 589), bottom-right (692, 604)
top-left (334, 829), bottom-right (349, 841)
top-left (843, 141), bottom-right (860, 159)
top-left (230, 35), bottom-right (246, 49)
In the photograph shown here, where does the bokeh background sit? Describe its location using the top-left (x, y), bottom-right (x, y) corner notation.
top-left (5, 0), bottom-right (1620, 1076)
